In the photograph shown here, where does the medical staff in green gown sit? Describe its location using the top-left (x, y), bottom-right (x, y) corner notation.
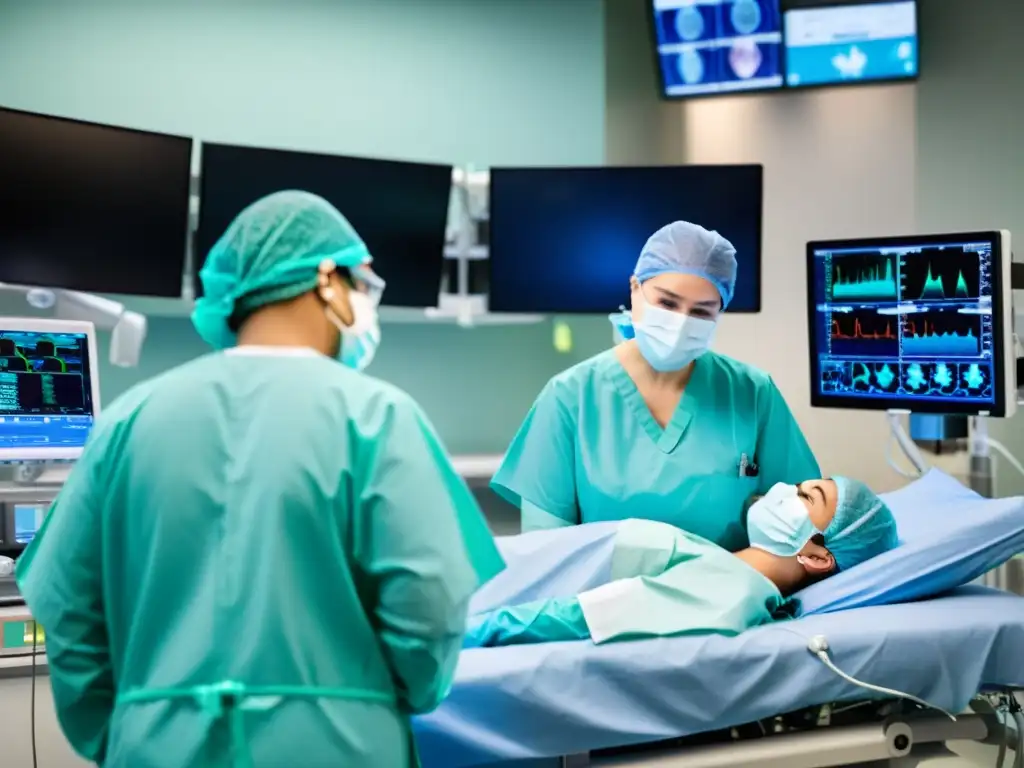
top-left (492, 221), bottom-right (820, 548)
top-left (16, 190), bottom-right (504, 768)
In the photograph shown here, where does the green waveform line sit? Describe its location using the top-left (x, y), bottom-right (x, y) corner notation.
top-left (919, 265), bottom-right (969, 300)
top-left (832, 259), bottom-right (897, 300)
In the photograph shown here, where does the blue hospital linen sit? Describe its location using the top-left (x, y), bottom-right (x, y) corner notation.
top-left (493, 349), bottom-right (820, 550)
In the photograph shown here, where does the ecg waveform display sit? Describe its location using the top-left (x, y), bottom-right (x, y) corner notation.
top-left (829, 254), bottom-right (898, 302)
top-left (830, 309), bottom-right (898, 357)
top-left (812, 237), bottom-right (998, 410)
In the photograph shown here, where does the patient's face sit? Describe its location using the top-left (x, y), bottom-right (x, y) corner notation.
top-left (795, 479), bottom-right (839, 570)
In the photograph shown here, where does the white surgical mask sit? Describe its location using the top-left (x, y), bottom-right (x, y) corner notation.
top-left (327, 290), bottom-right (380, 371)
top-left (633, 291), bottom-right (716, 373)
top-left (747, 482), bottom-right (820, 557)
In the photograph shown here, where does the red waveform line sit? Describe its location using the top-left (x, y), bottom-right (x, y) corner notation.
top-left (831, 317), bottom-right (895, 340)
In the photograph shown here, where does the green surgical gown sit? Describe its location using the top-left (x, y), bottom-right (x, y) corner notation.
top-left (466, 519), bottom-right (792, 647)
top-left (493, 349), bottom-right (820, 549)
top-left (16, 349), bottom-right (504, 768)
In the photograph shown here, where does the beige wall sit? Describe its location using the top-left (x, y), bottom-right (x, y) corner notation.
top-left (681, 87), bottom-right (922, 490)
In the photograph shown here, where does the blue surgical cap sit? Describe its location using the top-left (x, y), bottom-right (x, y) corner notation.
top-left (634, 221), bottom-right (738, 308)
top-left (824, 476), bottom-right (899, 571)
top-left (192, 190), bottom-right (371, 350)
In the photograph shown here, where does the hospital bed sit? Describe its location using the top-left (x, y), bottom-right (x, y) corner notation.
top-left (414, 472), bottom-right (1024, 767)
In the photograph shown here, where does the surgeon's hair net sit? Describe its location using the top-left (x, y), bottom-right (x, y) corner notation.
top-left (192, 190), bottom-right (371, 350)
top-left (824, 476), bottom-right (899, 572)
top-left (634, 221), bottom-right (738, 308)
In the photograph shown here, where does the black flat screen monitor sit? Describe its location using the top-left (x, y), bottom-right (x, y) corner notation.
top-left (488, 165), bottom-right (763, 314)
top-left (806, 231), bottom-right (1016, 417)
top-left (0, 107), bottom-right (192, 297)
top-left (783, 1), bottom-right (919, 89)
top-left (651, 0), bottom-right (784, 98)
top-left (196, 144), bottom-right (452, 308)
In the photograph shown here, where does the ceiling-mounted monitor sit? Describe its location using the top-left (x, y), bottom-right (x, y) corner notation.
top-left (196, 143), bottom-right (452, 308)
top-left (806, 231), bottom-right (1015, 418)
top-left (651, 0), bottom-right (784, 98)
top-left (0, 107), bottom-right (192, 297)
top-left (488, 164), bottom-right (763, 314)
top-left (784, 1), bottom-right (919, 89)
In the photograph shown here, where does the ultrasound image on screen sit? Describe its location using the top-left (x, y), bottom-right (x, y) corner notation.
top-left (652, 0), bottom-right (784, 97)
top-left (808, 236), bottom-right (1002, 414)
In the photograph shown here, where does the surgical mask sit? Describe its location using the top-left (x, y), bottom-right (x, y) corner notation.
top-left (327, 290), bottom-right (380, 371)
top-left (633, 291), bottom-right (716, 373)
top-left (747, 483), bottom-right (820, 558)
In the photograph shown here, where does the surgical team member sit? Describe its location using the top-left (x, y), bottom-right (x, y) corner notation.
top-left (16, 190), bottom-right (504, 768)
top-left (492, 221), bottom-right (820, 549)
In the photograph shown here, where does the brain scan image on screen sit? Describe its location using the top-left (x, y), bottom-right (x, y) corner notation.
top-left (676, 3), bottom-right (705, 40)
top-left (729, 39), bottom-right (763, 80)
top-left (731, 0), bottom-right (762, 35)
top-left (653, 0), bottom-right (783, 97)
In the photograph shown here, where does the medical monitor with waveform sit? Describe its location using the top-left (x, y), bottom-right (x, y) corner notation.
top-left (806, 231), bottom-right (1015, 417)
top-left (488, 164), bottom-right (763, 314)
top-left (784, 1), bottom-right (918, 88)
top-left (196, 143), bottom-right (452, 308)
top-left (0, 319), bottom-right (101, 461)
top-left (651, 0), bottom-right (784, 98)
top-left (0, 107), bottom-right (192, 297)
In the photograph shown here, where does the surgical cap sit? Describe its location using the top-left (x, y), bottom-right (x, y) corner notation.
top-left (634, 221), bottom-right (738, 308)
top-left (192, 190), bottom-right (371, 350)
top-left (823, 476), bottom-right (899, 571)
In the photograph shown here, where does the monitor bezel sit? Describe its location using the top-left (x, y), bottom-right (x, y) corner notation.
top-left (781, 0), bottom-right (921, 93)
top-left (648, 0), bottom-right (787, 102)
top-left (805, 230), bottom-right (1014, 418)
top-left (0, 318), bottom-right (102, 462)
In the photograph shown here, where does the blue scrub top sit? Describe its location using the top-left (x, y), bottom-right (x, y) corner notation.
top-left (491, 349), bottom-right (821, 552)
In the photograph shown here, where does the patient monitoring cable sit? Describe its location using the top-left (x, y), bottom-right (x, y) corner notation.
top-left (801, 633), bottom-right (957, 721)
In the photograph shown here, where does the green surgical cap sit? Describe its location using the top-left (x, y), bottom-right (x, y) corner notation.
top-left (191, 190), bottom-right (371, 349)
top-left (824, 476), bottom-right (899, 571)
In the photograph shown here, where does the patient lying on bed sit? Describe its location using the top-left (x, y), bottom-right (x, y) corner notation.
top-left (465, 477), bottom-right (898, 648)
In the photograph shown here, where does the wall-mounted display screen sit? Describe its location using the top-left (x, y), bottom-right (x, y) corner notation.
top-left (784, 1), bottom-right (918, 88)
top-left (652, 0), bottom-right (784, 98)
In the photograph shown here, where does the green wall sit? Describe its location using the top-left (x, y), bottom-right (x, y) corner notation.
top-left (0, 0), bottom-right (611, 454)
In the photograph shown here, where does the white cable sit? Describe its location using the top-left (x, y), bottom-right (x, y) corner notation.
top-left (885, 412), bottom-right (929, 478)
top-left (805, 634), bottom-right (957, 721)
top-left (985, 438), bottom-right (1024, 483)
top-left (886, 433), bottom-right (922, 479)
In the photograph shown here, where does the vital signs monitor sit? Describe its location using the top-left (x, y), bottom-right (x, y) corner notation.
top-left (806, 231), bottom-right (1015, 417)
top-left (0, 318), bottom-right (101, 461)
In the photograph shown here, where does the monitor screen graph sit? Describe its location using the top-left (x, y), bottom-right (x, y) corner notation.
top-left (784, 1), bottom-right (918, 88)
top-left (0, 328), bottom-right (97, 458)
top-left (652, 0), bottom-right (784, 98)
top-left (807, 232), bottom-right (1014, 416)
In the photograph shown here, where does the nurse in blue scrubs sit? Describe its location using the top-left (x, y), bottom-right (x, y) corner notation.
top-left (491, 221), bottom-right (820, 551)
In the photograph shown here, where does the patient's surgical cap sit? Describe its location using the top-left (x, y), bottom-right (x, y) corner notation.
top-left (634, 221), bottom-right (738, 308)
top-left (824, 476), bottom-right (899, 571)
top-left (192, 190), bottom-right (371, 350)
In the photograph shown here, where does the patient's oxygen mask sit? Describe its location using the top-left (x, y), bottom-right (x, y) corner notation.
top-left (747, 482), bottom-right (820, 557)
